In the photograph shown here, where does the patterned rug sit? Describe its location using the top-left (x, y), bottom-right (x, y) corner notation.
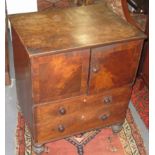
top-left (131, 78), bottom-right (149, 129)
top-left (16, 109), bottom-right (146, 155)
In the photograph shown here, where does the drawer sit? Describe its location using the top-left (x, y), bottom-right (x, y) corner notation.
top-left (33, 85), bottom-right (131, 143)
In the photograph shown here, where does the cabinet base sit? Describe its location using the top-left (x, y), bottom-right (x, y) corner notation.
top-left (111, 123), bottom-right (123, 133)
top-left (32, 144), bottom-right (45, 155)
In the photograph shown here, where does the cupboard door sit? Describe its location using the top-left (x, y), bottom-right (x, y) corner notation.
top-left (89, 40), bottom-right (143, 94)
top-left (31, 49), bottom-right (90, 104)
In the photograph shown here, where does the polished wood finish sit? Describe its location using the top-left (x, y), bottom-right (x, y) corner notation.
top-left (121, 0), bottom-right (148, 32)
top-left (34, 85), bottom-right (131, 143)
top-left (124, 0), bottom-right (149, 88)
top-left (9, 2), bottom-right (146, 151)
top-left (105, 0), bottom-right (147, 31)
top-left (12, 27), bottom-right (34, 133)
top-left (34, 85), bottom-right (131, 124)
top-left (121, 0), bottom-right (141, 29)
top-left (9, 2), bottom-right (145, 56)
top-left (89, 40), bottom-right (143, 94)
top-left (31, 49), bottom-right (90, 103)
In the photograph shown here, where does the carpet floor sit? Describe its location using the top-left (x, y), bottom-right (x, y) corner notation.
top-left (131, 78), bottom-right (149, 129)
top-left (16, 109), bottom-right (146, 155)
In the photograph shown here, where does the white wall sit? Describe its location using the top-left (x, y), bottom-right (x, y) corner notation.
top-left (6, 0), bottom-right (38, 15)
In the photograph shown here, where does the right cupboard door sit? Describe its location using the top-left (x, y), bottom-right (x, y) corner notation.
top-left (89, 40), bottom-right (143, 94)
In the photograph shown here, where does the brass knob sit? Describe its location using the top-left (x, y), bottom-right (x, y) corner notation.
top-left (100, 113), bottom-right (110, 121)
top-left (58, 124), bottom-right (65, 132)
top-left (59, 107), bottom-right (66, 115)
top-left (103, 96), bottom-right (112, 104)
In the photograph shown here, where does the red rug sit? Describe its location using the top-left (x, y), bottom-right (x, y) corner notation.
top-left (16, 109), bottom-right (146, 155)
top-left (131, 78), bottom-right (149, 129)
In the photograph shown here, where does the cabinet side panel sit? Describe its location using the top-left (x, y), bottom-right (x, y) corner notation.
top-left (12, 27), bottom-right (34, 134)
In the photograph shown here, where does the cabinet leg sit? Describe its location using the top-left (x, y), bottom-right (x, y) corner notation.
top-left (32, 144), bottom-right (45, 155)
top-left (111, 123), bottom-right (123, 133)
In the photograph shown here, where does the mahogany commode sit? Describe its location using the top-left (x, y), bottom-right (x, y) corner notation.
top-left (9, 2), bottom-right (146, 154)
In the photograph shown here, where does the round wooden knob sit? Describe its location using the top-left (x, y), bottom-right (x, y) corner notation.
top-left (58, 124), bottom-right (65, 132)
top-left (103, 96), bottom-right (112, 104)
top-left (100, 113), bottom-right (110, 121)
top-left (59, 107), bottom-right (66, 115)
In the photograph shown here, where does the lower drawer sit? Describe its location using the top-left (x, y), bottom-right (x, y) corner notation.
top-left (33, 85), bottom-right (131, 144)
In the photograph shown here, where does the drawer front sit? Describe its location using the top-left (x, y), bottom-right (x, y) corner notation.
top-left (33, 85), bottom-right (131, 143)
top-left (89, 40), bottom-right (143, 94)
top-left (31, 49), bottom-right (90, 104)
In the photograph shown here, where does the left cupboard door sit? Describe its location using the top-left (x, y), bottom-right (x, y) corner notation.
top-left (31, 49), bottom-right (90, 104)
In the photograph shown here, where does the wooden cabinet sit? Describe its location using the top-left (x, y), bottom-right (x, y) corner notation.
top-left (9, 2), bottom-right (146, 154)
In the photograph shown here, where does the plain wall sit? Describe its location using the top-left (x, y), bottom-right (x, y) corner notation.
top-left (6, 0), bottom-right (37, 15)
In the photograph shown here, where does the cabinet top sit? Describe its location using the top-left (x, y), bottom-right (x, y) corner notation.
top-left (9, 2), bottom-right (146, 56)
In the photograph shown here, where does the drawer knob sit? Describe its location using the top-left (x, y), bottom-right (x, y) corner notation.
top-left (100, 113), bottom-right (110, 121)
top-left (59, 107), bottom-right (66, 115)
top-left (103, 96), bottom-right (112, 104)
top-left (58, 124), bottom-right (65, 132)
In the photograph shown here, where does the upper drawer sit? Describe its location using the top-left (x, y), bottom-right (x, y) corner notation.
top-left (89, 40), bottom-right (143, 94)
top-left (31, 49), bottom-right (90, 104)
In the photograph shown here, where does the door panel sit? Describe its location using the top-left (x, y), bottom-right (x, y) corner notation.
top-left (31, 49), bottom-right (90, 104)
top-left (89, 40), bottom-right (143, 94)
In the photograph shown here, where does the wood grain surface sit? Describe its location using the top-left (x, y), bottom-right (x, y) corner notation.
top-left (89, 40), bottom-right (143, 94)
top-left (12, 27), bottom-right (34, 134)
top-left (33, 85), bottom-right (131, 143)
top-left (31, 49), bottom-right (90, 103)
top-left (9, 2), bottom-right (146, 56)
